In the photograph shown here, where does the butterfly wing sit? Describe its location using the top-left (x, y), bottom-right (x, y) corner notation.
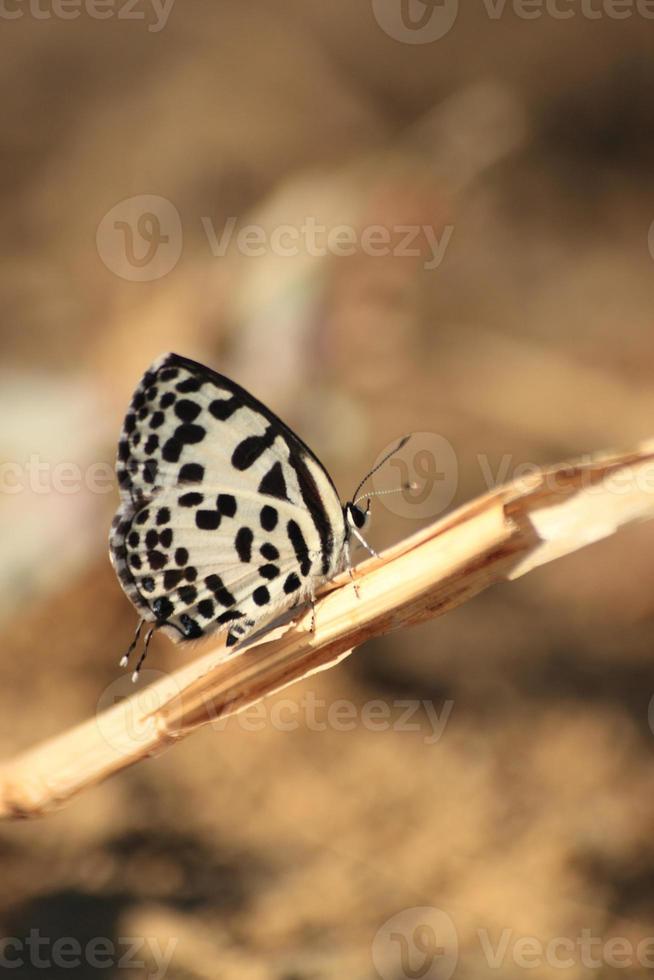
top-left (109, 353), bottom-right (347, 646)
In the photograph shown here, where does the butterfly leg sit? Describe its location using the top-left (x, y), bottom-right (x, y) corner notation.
top-left (350, 526), bottom-right (380, 560)
top-left (119, 619), bottom-right (145, 668)
top-left (226, 618), bottom-right (256, 649)
top-left (131, 625), bottom-right (157, 683)
top-left (308, 587), bottom-right (317, 633)
top-left (344, 539), bottom-right (361, 599)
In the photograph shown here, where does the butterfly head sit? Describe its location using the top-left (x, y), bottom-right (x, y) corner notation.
top-left (345, 435), bottom-right (412, 544)
top-left (344, 498), bottom-right (371, 535)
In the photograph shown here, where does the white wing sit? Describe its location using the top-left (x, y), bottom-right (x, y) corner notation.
top-left (109, 353), bottom-right (347, 647)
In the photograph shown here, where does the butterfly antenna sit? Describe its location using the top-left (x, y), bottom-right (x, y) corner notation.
top-left (119, 619), bottom-right (145, 668)
top-left (354, 484), bottom-right (417, 506)
top-left (351, 435), bottom-right (411, 504)
top-left (131, 625), bottom-right (156, 683)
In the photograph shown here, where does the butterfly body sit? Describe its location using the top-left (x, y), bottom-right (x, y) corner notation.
top-left (110, 353), bottom-right (357, 651)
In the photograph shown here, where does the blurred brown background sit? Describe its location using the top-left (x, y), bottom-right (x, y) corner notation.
top-left (2, 2), bottom-right (654, 977)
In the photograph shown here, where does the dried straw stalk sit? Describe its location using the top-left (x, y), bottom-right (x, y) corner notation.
top-left (2, 442), bottom-right (654, 820)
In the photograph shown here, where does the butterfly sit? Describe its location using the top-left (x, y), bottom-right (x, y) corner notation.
top-left (109, 353), bottom-right (408, 680)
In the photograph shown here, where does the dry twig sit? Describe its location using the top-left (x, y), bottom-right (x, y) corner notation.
top-left (2, 442), bottom-right (654, 820)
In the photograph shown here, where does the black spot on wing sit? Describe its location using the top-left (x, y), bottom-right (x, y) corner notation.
top-left (196, 510), bottom-right (221, 530)
top-left (180, 613), bottom-right (203, 638)
top-left (235, 526), bottom-right (253, 562)
top-left (179, 492), bottom-right (203, 507)
top-left (260, 506), bottom-right (278, 531)
top-left (143, 459), bottom-right (158, 484)
top-left (162, 423), bottom-right (206, 463)
top-left (153, 596), bottom-right (174, 620)
top-left (205, 574), bottom-right (236, 607)
top-left (210, 396), bottom-right (239, 420)
top-left (176, 423), bottom-right (206, 445)
top-left (231, 425), bottom-right (276, 471)
top-left (258, 461), bottom-right (288, 500)
top-left (162, 438), bottom-right (183, 463)
top-left (258, 564), bottom-right (279, 580)
top-left (179, 463), bottom-right (204, 483)
top-left (175, 399), bottom-right (202, 423)
top-left (218, 610), bottom-right (243, 625)
top-left (164, 569), bottom-right (183, 590)
top-left (284, 572), bottom-right (301, 594)
top-left (176, 377), bottom-right (203, 393)
top-left (178, 584), bottom-right (197, 604)
top-left (198, 598), bottom-right (214, 619)
top-left (148, 550), bottom-right (167, 570)
top-left (287, 520), bottom-right (311, 576)
top-left (217, 493), bottom-right (237, 517)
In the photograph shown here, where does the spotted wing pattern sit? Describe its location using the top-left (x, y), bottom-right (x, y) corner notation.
top-left (109, 353), bottom-right (347, 647)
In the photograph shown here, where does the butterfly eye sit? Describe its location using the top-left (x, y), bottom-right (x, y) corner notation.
top-left (349, 503), bottom-right (367, 530)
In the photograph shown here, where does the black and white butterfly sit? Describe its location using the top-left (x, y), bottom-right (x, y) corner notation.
top-left (109, 353), bottom-right (407, 679)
